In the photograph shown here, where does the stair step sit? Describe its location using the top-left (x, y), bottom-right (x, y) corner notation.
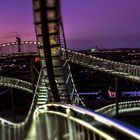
top-left (37, 102), bottom-right (46, 105)
top-left (39, 90), bottom-right (47, 92)
top-left (39, 87), bottom-right (47, 89)
top-left (37, 98), bottom-right (47, 101)
top-left (38, 93), bottom-right (47, 96)
top-left (38, 96), bottom-right (46, 98)
top-left (39, 92), bottom-right (47, 94)
top-left (38, 94), bottom-right (46, 96)
top-left (39, 86), bottom-right (47, 90)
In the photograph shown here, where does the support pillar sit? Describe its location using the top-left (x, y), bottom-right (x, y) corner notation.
top-left (10, 88), bottom-right (16, 121)
top-left (30, 57), bottom-right (35, 93)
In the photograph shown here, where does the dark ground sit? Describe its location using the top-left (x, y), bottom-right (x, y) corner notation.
top-left (115, 111), bottom-right (140, 129)
top-left (0, 87), bottom-right (33, 122)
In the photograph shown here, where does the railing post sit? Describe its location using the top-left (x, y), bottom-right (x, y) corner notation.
top-left (139, 67), bottom-right (140, 80)
top-left (66, 108), bottom-right (76, 140)
top-left (133, 65), bottom-right (135, 79)
top-left (30, 57), bottom-right (36, 93)
top-left (45, 107), bottom-right (52, 140)
top-left (114, 62), bottom-right (116, 72)
top-left (136, 66), bottom-right (138, 78)
top-left (2, 121), bottom-right (5, 140)
top-left (11, 88), bottom-right (16, 122)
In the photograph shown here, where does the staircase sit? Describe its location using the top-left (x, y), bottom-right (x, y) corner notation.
top-left (36, 78), bottom-right (48, 106)
top-left (33, 0), bottom-right (84, 105)
top-left (33, 0), bottom-right (71, 104)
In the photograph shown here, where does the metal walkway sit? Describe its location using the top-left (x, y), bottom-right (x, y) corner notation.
top-left (0, 0), bottom-right (140, 139)
top-left (61, 48), bottom-right (140, 83)
top-left (0, 76), bottom-right (32, 93)
top-left (1, 42), bottom-right (140, 83)
top-left (0, 103), bottom-right (140, 140)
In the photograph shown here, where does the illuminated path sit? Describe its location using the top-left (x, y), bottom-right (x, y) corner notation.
top-left (0, 45), bottom-right (140, 139)
top-left (61, 48), bottom-right (140, 83)
top-left (1, 41), bottom-right (140, 83)
top-left (0, 76), bottom-right (32, 93)
top-left (95, 100), bottom-right (140, 116)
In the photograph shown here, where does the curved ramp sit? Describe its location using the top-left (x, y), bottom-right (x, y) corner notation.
top-left (0, 41), bottom-right (38, 55)
top-left (95, 100), bottom-right (140, 116)
top-left (61, 48), bottom-right (140, 83)
top-left (0, 76), bottom-right (33, 93)
top-left (28, 104), bottom-right (140, 140)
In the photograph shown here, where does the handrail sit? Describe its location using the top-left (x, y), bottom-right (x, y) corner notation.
top-left (60, 48), bottom-right (86, 106)
top-left (0, 41), bottom-right (38, 56)
top-left (35, 68), bottom-right (44, 96)
top-left (0, 45), bottom-right (140, 139)
top-left (61, 48), bottom-right (140, 83)
top-left (95, 100), bottom-right (140, 116)
top-left (0, 41), bottom-right (37, 46)
top-left (0, 42), bottom-right (140, 83)
top-left (0, 69), bottom-right (43, 140)
top-left (33, 103), bottom-right (140, 140)
top-left (0, 76), bottom-right (32, 93)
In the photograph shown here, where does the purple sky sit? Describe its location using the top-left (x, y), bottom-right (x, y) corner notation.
top-left (0, 0), bottom-right (140, 50)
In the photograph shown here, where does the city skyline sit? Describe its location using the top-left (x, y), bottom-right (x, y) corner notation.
top-left (0, 0), bottom-right (140, 50)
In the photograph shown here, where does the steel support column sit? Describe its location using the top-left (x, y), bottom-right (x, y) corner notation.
top-left (38, 0), bottom-right (60, 102)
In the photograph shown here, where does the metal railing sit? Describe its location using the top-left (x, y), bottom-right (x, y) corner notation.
top-left (0, 98), bottom-right (140, 139)
top-left (0, 41), bottom-right (38, 56)
top-left (95, 100), bottom-right (140, 116)
top-left (1, 42), bottom-right (140, 83)
top-left (61, 48), bottom-right (140, 83)
top-left (0, 57), bottom-right (140, 139)
top-left (33, 103), bottom-right (140, 140)
top-left (0, 70), bottom-right (43, 140)
top-left (0, 76), bottom-right (33, 93)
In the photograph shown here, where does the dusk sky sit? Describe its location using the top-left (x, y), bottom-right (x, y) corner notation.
top-left (0, 0), bottom-right (140, 50)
